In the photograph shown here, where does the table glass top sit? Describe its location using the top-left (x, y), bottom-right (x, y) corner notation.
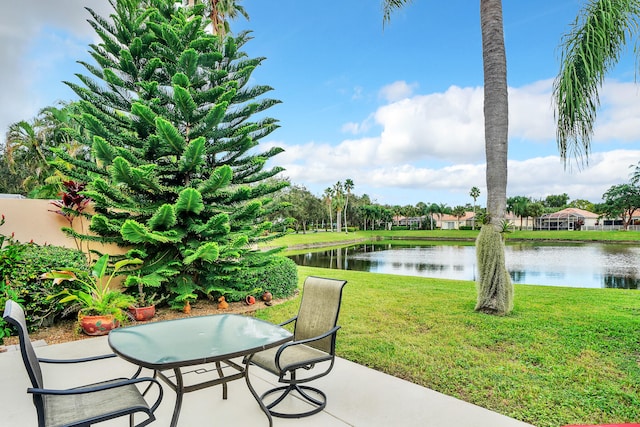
top-left (108, 314), bottom-right (292, 369)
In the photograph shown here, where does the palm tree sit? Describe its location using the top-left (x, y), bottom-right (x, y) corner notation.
top-left (383, 0), bottom-right (513, 315)
top-left (208, 0), bottom-right (249, 36)
top-left (185, 0), bottom-right (249, 36)
top-left (343, 178), bottom-right (354, 233)
top-left (416, 201), bottom-right (427, 229)
top-left (403, 204), bottom-right (418, 229)
top-left (470, 186), bottom-right (481, 229)
top-left (452, 205), bottom-right (467, 229)
top-left (5, 116), bottom-right (52, 194)
top-left (438, 203), bottom-right (450, 228)
top-left (391, 204), bottom-right (403, 227)
top-left (4, 102), bottom-right (90, 198)
top-left (5, 120), bottom-right (48, 165)
top-left (527, 201), bottom-right (545, 230)
top-left (323, 187), bottom-right (334, 231)
top-left (427, 202), bottom-right (440, 230)
top-left (426, 203), bottom-right (438, 230)
top-left (333, 181), bottom-right (344, 233)
top-left (507, 195), bottom-right (530, 230)
top-left (554, 0), bottom-right (640, 166)
top-left (33, 103), bottom-right (92, 198)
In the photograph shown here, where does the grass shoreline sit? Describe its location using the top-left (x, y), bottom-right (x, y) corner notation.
top-left (264, 229), bottom-right (640, 251)
top-left (257, 231), bottom-right (640, 427)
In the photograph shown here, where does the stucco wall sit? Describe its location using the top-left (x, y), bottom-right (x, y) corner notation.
top-left (1, 199), bottom-right (74, 247)
top-left (0, 199), bottom-right (123, 254)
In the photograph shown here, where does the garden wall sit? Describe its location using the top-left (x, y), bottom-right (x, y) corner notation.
top-left (0, 199), bottom-right (122, 254)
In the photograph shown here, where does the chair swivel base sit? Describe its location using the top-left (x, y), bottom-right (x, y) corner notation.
top-left (260, 384), bottom-right (327, 418)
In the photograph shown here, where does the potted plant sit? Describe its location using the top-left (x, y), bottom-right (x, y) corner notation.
top-left (43, 254), bottom-right (141, 335)
top-left (125, 276), bottom-right (167, 321)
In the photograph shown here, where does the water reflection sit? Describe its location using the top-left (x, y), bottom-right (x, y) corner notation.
top-left (288, 243), bottom-right (640, 289)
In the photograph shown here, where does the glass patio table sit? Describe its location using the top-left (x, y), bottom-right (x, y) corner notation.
top-left (108, 314), bottom-right (293, 427)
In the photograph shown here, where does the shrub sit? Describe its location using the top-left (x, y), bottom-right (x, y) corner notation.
top-left (230, 256), bottom-right (298, 301)
top-left (257, 257), bottom-right (298, 299)
top-left (0, 213), bottom-right (26, 282)
top-left (0, 283), bottom-right (22, 344)
top-left (0, 215), bottom-right (28, 341)
top-left (6, 245), bottom-right (87, 330)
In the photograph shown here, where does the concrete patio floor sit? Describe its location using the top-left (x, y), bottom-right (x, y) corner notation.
top-left (1, 336), bottom-right (535, 427)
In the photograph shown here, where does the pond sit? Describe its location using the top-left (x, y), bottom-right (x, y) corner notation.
top-left (287, 242), bottom-right (640, 289)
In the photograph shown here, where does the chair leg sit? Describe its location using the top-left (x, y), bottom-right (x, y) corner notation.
top-left (260, 384), bottom-right (327, 418)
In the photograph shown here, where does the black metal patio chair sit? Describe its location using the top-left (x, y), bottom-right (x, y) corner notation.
top-left (3, 299), bottom-right (163, 427)
top-left (247, 276), bottom-right (347, 418)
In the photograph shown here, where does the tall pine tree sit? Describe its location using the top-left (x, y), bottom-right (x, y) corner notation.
top-left (54, 0), bottom-right (288, 306)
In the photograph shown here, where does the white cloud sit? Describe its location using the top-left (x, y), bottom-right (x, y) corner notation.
top-left (375, 85), bottom-right (485, 163)
top-left (378, 80), bottom-right (419, 102)
top-left (270, 78), bottom-right (640, 206)
top-left (341, 115), bottom-right (375, 135)
top-left (594, 81), bottom-right (640, 142)
top-left (341, 122), bottom-right (361, 134)
top-left (509, 79), bottom-right (555, 141)
top-left (366, 163), bottom-right (486, 191)
top-left (0, 1), bottom-right (112, 136)
top-left (507, 150), bottom-right (640, 202)
top-left (509, 79), bottom-right (640, 145)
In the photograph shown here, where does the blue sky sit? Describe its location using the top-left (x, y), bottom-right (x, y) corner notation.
top-left (2, 0), bottom-right (640, 207)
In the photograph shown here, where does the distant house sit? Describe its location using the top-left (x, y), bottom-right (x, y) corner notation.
top-left (394, 212), bottom-right (477, 230)
top-left (437, 212), bottom-right (533, 230)
top-left (437, 212), bottom-right (476, 230)
top-left (393, 215), bottom-right (426, 229)
top-left (536, 208), bottom-right (598, 230)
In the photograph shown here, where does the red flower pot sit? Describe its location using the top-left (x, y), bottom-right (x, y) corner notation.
top-left (79, 315), bottom-right (119, 336)
top-left (129, 305), bottom-right (156, 321)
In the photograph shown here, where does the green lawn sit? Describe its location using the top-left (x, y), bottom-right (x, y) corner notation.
top-left (255, 233), bottom-right (640, 427)
top-left (265, 229), bottom-right (640, 250)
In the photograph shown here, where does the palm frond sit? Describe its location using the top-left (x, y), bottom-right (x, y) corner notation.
top-left (553, 0), bottom-right (640, 168)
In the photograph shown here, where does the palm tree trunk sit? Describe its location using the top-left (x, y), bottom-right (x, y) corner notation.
top-left (475, 0), bottom-right (513, 315)
top-left (329, 207), bottom-right (333, 232)
top-left (482, 0), bottom-right (508, 226)
top-left (343, 196), bottom-right (349, 233)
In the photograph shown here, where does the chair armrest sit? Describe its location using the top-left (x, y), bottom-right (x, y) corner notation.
top-left (39, 353), bottom-right (144, 378)
top-left (39, 353), bottom-right (116, 364)
top-left (278, 316), bottom-right (297, 327)
top-left (241, 316), bottom-right (300, 365)
top-left (28, 376), bottom-right (163, 412)
top-left (275, 325), bottom-right (341, 371)
top-left (28, 376), bottom-right (158, 396)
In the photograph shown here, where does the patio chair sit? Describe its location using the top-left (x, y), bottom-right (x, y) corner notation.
top-left (248, 276), bottom-right (347, 418)
top-left (3, 299), bottom-right (163, 427)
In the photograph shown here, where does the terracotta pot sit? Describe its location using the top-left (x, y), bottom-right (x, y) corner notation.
top-left (79, 315), bottom-right (119, 336)
top-left (261, 291), bottom-right (273, 302)
top-left (245, 295), bottom-right (256, 305)
top-left (128, 305), bottom-right (156, 321)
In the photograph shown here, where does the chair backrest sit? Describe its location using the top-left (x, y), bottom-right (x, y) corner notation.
top-left (3, 300), bottom-right (44, 389)
top-left (294, 276), bottom-right (347, 353)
